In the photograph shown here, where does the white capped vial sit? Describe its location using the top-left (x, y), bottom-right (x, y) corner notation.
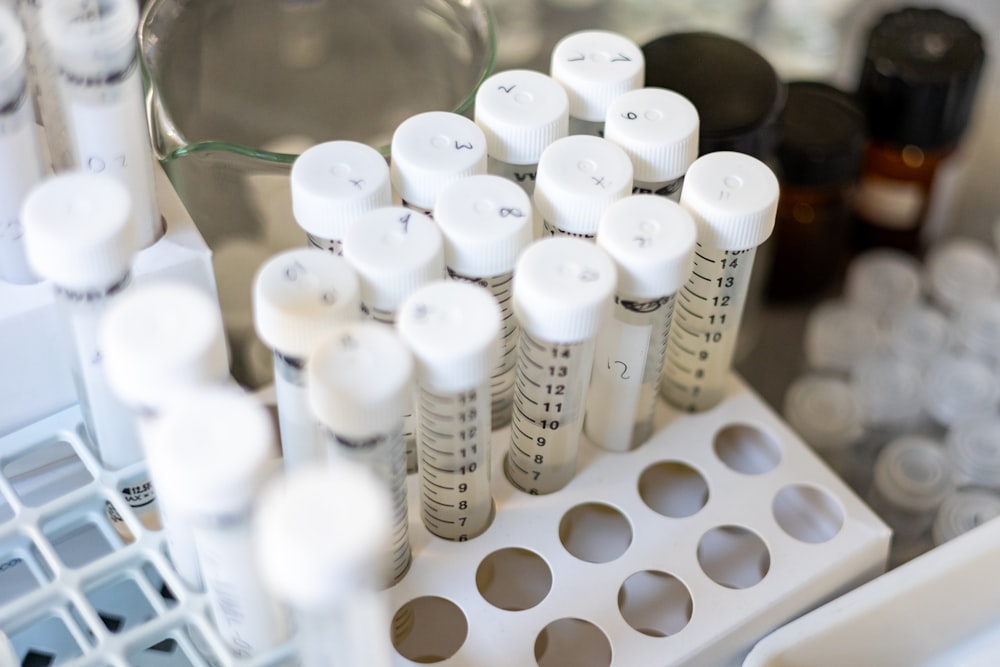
top-left (955, 296), bottom-right (1000, 367)
top-left (101, 282), bottom-right (229, 586)
top-left (253, 249), bottom-right (362, 470)
top-left (435, 174), bottom-right (533, 427)
top-left (291, 140), bottom-right (392, 253)
top-left (868, 436), bottom-right (955, 538)
top-left (850, 354), bottom-right (925, 431)
top-left (932, 489), bottom-right (1000, 546)
top-left (0, 7), bottom-right (44, 284)
top-left (844, 248), bottom-right (923, 321)
top-left (152, 389), bottom-right (287, 656)
top-left (782, 374), bottom-right (865, 483)
top-left (506, 237), bottom-right (617, 495)
top-left (550, 30), bottom-right (644, 137)
top-left (389, 111), bottom-right (488, 214)
top-left (474, 69), bottom-right (569, 195)
top-left (925, 237), bottom-right (1000, 314)
top-left (398, 281), bottom-right (500, 540)
top-left (922, 352), bottom-right (1000, 430)
top-left (308, 322), bottom-right (414, 586)
top-left (41, 0), bottom-right (162, 248)
top-left (604, 87), bottom-right (699, 200)
top-left (255, 463), bottom-right (394, 667)
top-left (534, 134), bottom-right (633, 239)
top-left (804, 300), bottom-right (883, 375)
top-left (22, 172), bottom-right (140, 470)
top-left (885, 303), bottom-right (951, 367)
top-left (660, 151), bottom-right (779, 412)
top-left (586, 195), bottom-right (696, 451)
top-left (946, 415), bottom-right (1000, 491)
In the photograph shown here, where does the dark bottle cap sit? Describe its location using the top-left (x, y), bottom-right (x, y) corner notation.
top-left (642, 31), bottom-right (784, 159)
top-left (858, 7), bottom-right (985, 149)
top-left (777, 82), bottom-right (866, 187)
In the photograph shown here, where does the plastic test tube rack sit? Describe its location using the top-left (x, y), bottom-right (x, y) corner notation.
top-left (0, 375), bottom-right (889, 667)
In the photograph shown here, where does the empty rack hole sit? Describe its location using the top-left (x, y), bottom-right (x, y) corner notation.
top-left (773, 484), bottom-right (845, 544)
top-left (638, 461), bottom-right (709, 518)
top-left (84, 575), bottom-right (157, 636)
top-left (7, 609), bottom-right (83, 665)
top-left (42, 500), bottom-right (127, 569)
top-left (713, 424), bottom-right (782, 475)
top-left (0, 534), bottom-right (53, 606)
top-left (697, 525), bottom-right (770, 589)
top-left (476, 547), bottom-right (552, 611)
top-left (559, 502), bottom-right (632, 563)
top-left (391, 596), bottom-right (467, 663)
top-left (3, 439), bottom-right (92, 508)
top-left (126, 627), bottom-right (200, 667)
top-left (618, 570), bottom-right (693, 637)
top-left (535, 618), bottom-right (611, 667)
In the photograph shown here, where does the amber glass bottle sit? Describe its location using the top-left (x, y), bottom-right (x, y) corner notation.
top-left (853, 7), bottom-right (985, 254)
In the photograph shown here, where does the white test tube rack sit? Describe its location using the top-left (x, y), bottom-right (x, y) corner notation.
top-left (0, 373), bottom-right (890, 667)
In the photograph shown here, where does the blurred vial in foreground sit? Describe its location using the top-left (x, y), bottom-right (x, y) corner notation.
top-left (924, 237), bottom-right (1000, 315)
top-left (932, 489), bottom-right (1000, 547)
top-left (843, 248), bottom-right (923, 322)
top-left (868, 435), bottom-right (954, 539)
top-left (946, 415), bottom-right (1000, 492)
top-left (783, 374), bottom-right (865, 486)
top-left (803, 300), bottom-right (881, 376)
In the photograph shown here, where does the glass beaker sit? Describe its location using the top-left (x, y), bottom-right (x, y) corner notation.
top-left (139, 0), bottom-right (495, 387)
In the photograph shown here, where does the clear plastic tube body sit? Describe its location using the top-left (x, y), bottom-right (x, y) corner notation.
top-left (507, 331), bottom-right (596, 494)
top-left (274, 353), bottom-right (323, 470)
top-left (42, 0), bottom-right (161, 248)
top-left (307, 235), bottom-right (342, 254)
top-left (662, 245), bottom-right (756, 411)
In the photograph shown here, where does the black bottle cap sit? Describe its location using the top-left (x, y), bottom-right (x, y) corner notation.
top-left (642, 31), bottom-right (784, 159)
top-left (858, 7), bottom-right (985, 149)
top-left (777, 82), bottom-right (866, 187)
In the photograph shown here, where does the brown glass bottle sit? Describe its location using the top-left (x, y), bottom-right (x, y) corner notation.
top-left (853, 7), bottom-right (985, 254)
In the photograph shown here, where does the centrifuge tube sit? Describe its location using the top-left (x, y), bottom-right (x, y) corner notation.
top-left (868, 435), bottom-right (955, 539)
top-left (932, 489), bottom-right (1000, 546)
top-left (100, 282), bottom-right (229, 583)
top-left (474, 69), bottom-right (568, 196)
top-left (0, 6), bottom-right (44, 284)
top-left (946, 415), bottom-right (1000, 491)
top-left (506, 237), bottom-right (616, 495)
top-left (255, 463), bottom-right (394, 667)
top-left (253, 248), bottom-right (361, 470)
top-left (534, 134), bottom-right (633, 239)
top-left (844, 248), bottom-right (923, 321)
top-left (549, 30), bottom-right (644, 137)
top-left (434, 174), bottom-right (533, 427)
top-left (152, 388), bottom-right (287, 656)
top-left (308, 322), bottom-right (414, 585)
top-left (343, 205), bottom-right (444, 472)
top-left (782, 374), bottom-right (865, 484)
top-left (22, 172), bottom-right (141, 470)
top-left (585, 195), bottom-right (696, 451)
top-left (925, 238), bottom-right (1000, 315)
top-left (803, 300), bottom-right (883, 376)
top-left (398, 281), bottom-right (501, 540)
top-left (41, 0), bottom-right (162, 248)
top-left (660, 151), bottom-right (779, 412)
top-left (290, 140), bottom-right (392, 253)
top-left (603, 87), bottom-right (699, 201)
top-left (389, 111), bottom-right (487, 215)
top-left (922, 352), bottom-right (1000, 431)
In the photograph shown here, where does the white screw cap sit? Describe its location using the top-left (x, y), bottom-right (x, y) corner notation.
top-left (679, 151), bottom-right (779, 251)
top-left (885, 304), bottom-right (951, 365)
top-left (101, 282), bottom-right (229, 410)
top-left (255, 462), bottom-right (392, 608)
top-left (933, 489), bottom-right (1000, 546)
top-left (513, 237), bottom-right (617, 343)
top-left (390, 111), bottom-right (487, 211)
top-left (398, 281), bottom-right (501, 393)
top-left (22, 172), bottom-right (136, 290)
top-left (0, 7), bottom-right (26, 105)
top-left (550, 30), bottom-right (644, 122)
top-left (596, 195), bottom-right (696, 299)
top-left (844, 248), bottom-right (922, 319)
top-left (308, 322), bottom-right (413, 438)
top-left (534, 135), bottom-right (633, 236)
top-left (946, 415), bottom-right (1000, 490)
top-left (475, 69), bottom-right (569, 165)
top-left (782, 374), bottom-right (864, 451)
top-left (804, 300), bottom-right (882, 374)
top-left (291, 141), bottom-right (391, 242)
top-left (41, 0), bottom-right (138, 77)
top-left (926, 238), bottom-right (1000, 314)
top-left (152, 388), bottom-right (277, 517)
top-left (922, 353), bottom-right (1000, 427)
top-left (850, 354), bottom-right (923, 428)
top-left (343, 206), bottom-right (444, 314)
top-left (434, 174), bottom-right (533, 278)
top-left (253, 248), bottom-right (361, 359)
top-left (873, 436), bottom-right (954, 512)
top-left (604, 87), bottom-right (699, 184)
